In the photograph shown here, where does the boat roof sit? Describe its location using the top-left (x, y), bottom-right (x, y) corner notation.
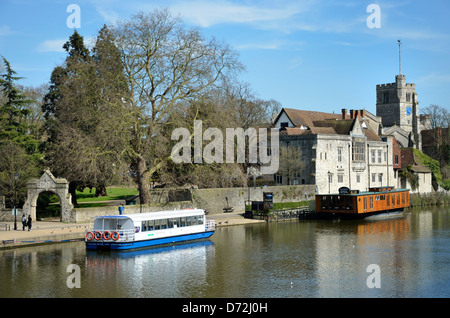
top-left (94, 208), bottom-right (205, 221)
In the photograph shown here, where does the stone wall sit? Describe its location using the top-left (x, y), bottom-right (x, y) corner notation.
top-left (71, 201), bottom-right (193, 223)
top-left (69, 185), bottom-right (315, 222)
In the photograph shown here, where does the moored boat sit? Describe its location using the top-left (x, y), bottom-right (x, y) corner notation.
top-left (315, 186), bottom-right (410, 219)
top-left (85, 208), bottom-right (215, 250)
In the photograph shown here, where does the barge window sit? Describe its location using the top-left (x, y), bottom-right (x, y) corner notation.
top-left (364, 197), bottom-right (367, 210)
top-left (321, 196), bottom-right (327, 209)
top-left (160, 219), bottom-right (167, 229)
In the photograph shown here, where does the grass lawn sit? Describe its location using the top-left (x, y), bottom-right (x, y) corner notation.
top-left (76, 187), bottom-right (138, 203)
top-left (245, 200), bottom-right (309, 212)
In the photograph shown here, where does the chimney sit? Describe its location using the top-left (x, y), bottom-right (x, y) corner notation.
top-left (342, 109), bottom-right (347, 120)
top-left (350, 109), bottom-right (354, 119)
top-left (360, 109), bottom-right (365, 118)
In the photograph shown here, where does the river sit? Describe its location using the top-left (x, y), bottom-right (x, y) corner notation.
top-left (1, 206), bottom-right (449, 298)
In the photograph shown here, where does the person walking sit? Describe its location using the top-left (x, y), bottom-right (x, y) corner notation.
top-left (27, 215), bottom-right (32, 231)
top-left (22, 215), bottom-right (27, 231)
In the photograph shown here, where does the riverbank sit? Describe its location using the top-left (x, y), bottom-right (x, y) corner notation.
top-left (0, 212), bottom-right (265, 250)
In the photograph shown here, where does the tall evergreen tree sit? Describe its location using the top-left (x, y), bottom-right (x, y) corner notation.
top-left (0, 57), bottom-right (39, 154)
top-left (0, 57), bottom-right (41, 206)
top-left (42, 29), bottom-right (130, 202)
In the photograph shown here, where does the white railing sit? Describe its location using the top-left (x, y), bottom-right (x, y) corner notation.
top-left (85, 229), bottom-right (135, 243)
top-left (206, 219), bottom-right (215, 231)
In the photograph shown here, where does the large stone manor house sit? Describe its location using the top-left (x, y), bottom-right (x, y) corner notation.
top-left (271, 73), bottom-right (433, 194)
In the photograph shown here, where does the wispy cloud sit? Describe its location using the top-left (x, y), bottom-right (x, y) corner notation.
top-left (235, 40), bottom-right (305, 51)
top-left (0, 25), bottom-right (12, 36)
top-left (36, 37), bottom-right (95, 53)
top-left (95, 5), bottom-right (121, 24)
top-left (165, 0), bottom-right (315, 28)
top-left (416, 72), bottom-right (450, 86)
top-left (36, 39), bottom-right (66, 53)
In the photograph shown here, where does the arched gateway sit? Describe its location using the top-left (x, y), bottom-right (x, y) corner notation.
top-left (23, 170), bottom-right (73, 222)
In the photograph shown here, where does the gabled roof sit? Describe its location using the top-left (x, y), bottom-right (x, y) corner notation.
top-left (274, 108), bottom-right (341, 128)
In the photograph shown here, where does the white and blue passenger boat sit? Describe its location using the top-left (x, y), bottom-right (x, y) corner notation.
top-left (85, 209), bottom-right (215, 250)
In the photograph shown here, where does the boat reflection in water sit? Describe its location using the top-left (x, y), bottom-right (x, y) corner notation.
top-left (84, 240), bottom-right (215, 297)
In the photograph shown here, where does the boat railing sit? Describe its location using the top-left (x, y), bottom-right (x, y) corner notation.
top-left (85, 229), bottom-right (135, 242)
top-left (206, 219), bottom-right (215, 231)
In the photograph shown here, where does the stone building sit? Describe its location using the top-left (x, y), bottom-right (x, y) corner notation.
top-left (398, 148), bottom-right (433, 193)
top-left (272, 108), bottom-right (394, 194)
top-left (376, 74), bottom-right (429, 150)
top-left (268, 70), bottom-right (434, 195)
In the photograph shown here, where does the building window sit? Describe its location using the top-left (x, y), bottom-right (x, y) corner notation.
top-left (378, 150), bottom-right (382, 163)
top-left (406, 93), bottom-right (411, 102)
top-left (383, 92), bottom-right (389, 103)
top-left (338, 147), bottom-right (342, 162)
top-left (274, 174), bottom-right (282, 184)
top-left (371, 150), bottom-right (376, 163)
top-left (395, 155), bottom-right (399, 164)
top-left (356, 174), bottom-right (361, 183)
top-left (280, 122), bottom-right (289, 128)
top-left (338, 174), bottom-right (344, 183)
top-left (372, 173), bottom-right (376, 183)
top-left (352, 142), bottom-right (365, 162)
top-left (378, 173), bottom-right (383, 183)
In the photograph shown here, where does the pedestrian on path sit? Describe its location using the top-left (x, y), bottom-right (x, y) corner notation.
top-left (22, 215), bottom-right (27, 231)
top-left (27, 215), bottom-right (32, 231)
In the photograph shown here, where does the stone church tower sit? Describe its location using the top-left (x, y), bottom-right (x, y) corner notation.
top-left (376, 74), bottom-right (421, 150)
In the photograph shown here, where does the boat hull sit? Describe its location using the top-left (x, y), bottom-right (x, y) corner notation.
top-left (316, 208), bottom-right (405, 220)
top-left (86, 230), bottom-right (215, 251)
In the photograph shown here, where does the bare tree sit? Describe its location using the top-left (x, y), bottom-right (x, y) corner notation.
top-left (278, 146), bottom-right (304, 185)
top-left (112, 9), bottom-right (243, 203)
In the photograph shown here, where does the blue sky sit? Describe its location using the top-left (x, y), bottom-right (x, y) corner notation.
top-left (0, 0), bottom-right (449, 115)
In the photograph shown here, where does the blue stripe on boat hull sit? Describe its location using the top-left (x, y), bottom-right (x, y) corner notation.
top-left (86, 230), bottom-right (215, 250)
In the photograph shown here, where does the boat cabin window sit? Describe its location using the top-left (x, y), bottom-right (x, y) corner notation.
top-left (140, 215), bottom-right (204, 232)
top-left (93, 217), bottom-right (134, 231)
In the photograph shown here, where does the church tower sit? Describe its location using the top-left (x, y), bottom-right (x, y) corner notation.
top-left (376, 74), bottom-right (418, 133)
top-left (376, 41), bottom-right (421, 150)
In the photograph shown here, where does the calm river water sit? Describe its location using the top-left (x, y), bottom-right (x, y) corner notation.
top-left (1, 206), bottom-right (449, 298)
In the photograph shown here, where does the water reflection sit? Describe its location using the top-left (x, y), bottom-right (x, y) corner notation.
top-left (1, 207), bottom-right (449, 298)
top-left (83, 241), bottom-right (215, 298)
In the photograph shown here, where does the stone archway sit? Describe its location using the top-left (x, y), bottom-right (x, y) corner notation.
top-left (23, 170), bottom-right (73, 222)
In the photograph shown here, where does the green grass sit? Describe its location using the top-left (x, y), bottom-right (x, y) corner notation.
top-left (76, 187), bottom-right (138, 202)
top-left (246, 200), bottom-right (309, 212)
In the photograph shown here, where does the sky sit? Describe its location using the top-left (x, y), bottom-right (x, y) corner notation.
top-left (0, 0), bottom-right (449, 115)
